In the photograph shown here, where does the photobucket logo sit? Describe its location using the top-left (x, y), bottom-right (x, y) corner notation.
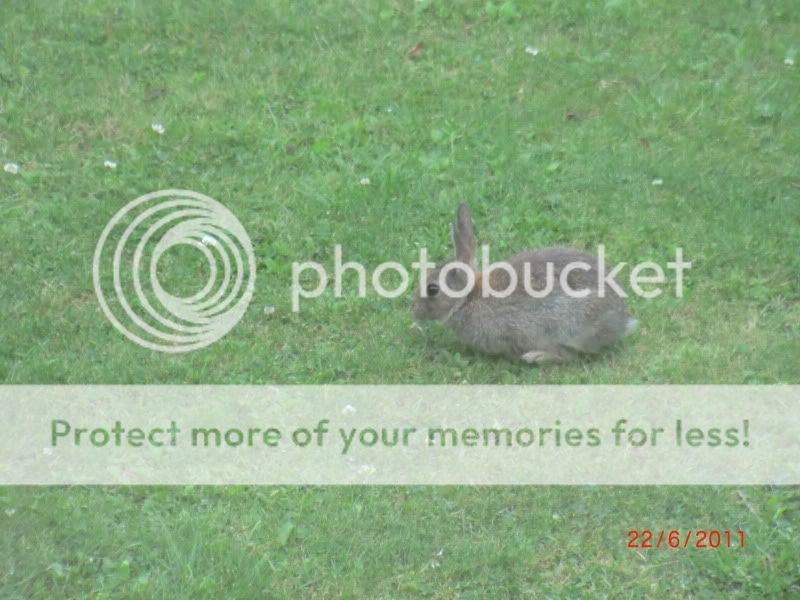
top-left (290, 245), bottom-right (691, 311)
top-left (93, 190), bottom-right (256, 352)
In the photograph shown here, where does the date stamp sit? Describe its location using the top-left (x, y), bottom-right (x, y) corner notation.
top-left (627, 530), bottom-right (745, 549)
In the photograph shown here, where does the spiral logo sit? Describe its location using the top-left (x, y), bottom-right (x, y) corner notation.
top-left (93, 189), bottom-right (256, 353)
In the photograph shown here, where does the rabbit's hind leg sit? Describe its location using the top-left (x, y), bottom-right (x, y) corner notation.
top-left (520, 350), bottom-right (562, 365)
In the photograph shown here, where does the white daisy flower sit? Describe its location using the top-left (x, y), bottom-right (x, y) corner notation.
top-left (524, 46), bottom-right (540, 56)
top-left (151, 122), bottom-right (166, 135)
top-left (263, 305), bottom-right (276, 315)
top-left (3, 162), bottom-right (20, 174)
top-left (359, 177), bottom-right (370, 186)
top-left (651, 177), bottom-right (664, 186)
top-left (103, 159), bottom-right (117, 169)
top-left (357, 464), bottom-right (376, 476)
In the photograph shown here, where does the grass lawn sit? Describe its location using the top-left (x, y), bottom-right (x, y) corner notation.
top-left (1, 0), bottom-right (799, 597)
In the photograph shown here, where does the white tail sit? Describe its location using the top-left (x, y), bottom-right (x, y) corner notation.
top-left (624, 318), bottom-right (638, 336)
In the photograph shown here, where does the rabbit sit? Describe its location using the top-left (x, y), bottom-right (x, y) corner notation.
top-left (413, 203), bottom-right (636, 364)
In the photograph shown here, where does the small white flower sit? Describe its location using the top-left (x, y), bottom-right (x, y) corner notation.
top-left (263, 305), bottom-right (276, 315)
top-left (3, 162), bottom-right (20, 174)
top-left (430, 549), bottom-right (444, 568)
top-left (357, 464), bottom-right (376, 476)
top-left (43, 447), bottom-right (54, 456)
top-left (4, 508), bottom-right (16, 517)
top-left (151, 122), bottom-right (166, 135)
top-left (200, 234), bottom-right (218, 247)
top-left (359, 177), bottom-right (370, 186)
top-left (651, 177), bottom-right (664, 186)
top-left (341, 404), bottom-right (356, 415)
top-left (785, 57), bottom-right (794, 66)
top-left (524, 46), bottom-right (540, 56)
top-left (103, 159), bottom-right (117, 169)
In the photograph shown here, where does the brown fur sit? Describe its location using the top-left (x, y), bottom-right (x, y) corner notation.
top-left (413, 204), bottom-right (635, 363)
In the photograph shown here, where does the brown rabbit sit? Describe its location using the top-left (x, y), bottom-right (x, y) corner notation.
top-left (413, 203), bottom-right (636, 364)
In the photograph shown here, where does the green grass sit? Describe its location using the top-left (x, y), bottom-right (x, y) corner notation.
top-left (1, 0), bottom-right (799, 597)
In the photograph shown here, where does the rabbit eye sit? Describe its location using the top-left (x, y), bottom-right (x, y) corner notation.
top-left (426, 282), bottom-right (440, 296)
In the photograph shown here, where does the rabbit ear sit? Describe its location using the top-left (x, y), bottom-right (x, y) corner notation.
top-left (452, 203), bottom-right (476, 269)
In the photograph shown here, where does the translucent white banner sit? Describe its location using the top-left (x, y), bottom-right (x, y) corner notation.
top-left (1, 386), bottom-right (798, 485)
